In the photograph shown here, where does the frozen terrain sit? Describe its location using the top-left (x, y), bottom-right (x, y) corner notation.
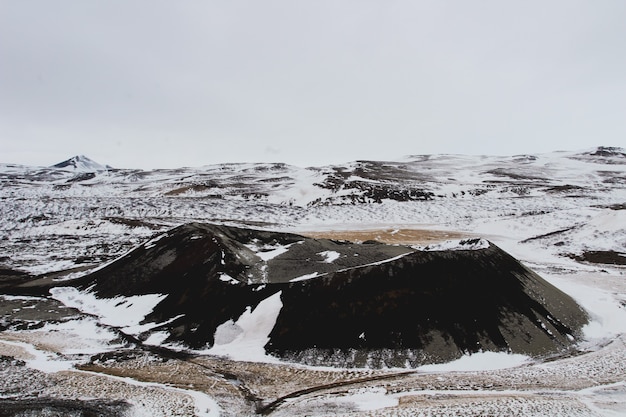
top-left (1, 147), bottom-right (625, 416)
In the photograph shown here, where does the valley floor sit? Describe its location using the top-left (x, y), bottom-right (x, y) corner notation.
top-left (1, 315), bottom-right (625, 416)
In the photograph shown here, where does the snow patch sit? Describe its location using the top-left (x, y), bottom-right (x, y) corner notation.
top-left (183, 388), bottom-right (222, 417)
top-left (245, 240), bottom-right (302, 261)
top-left (338, 252), bottom-right (413, 271)
top-left (318, 250), bottom-right (341, 263)
top-left (334, 387), bottom-right (398, 411)
top-left (290, 272), bottom-right (323, 282)
top-left (50, 287), bottom-right (166, 334)
top-left (207, 292), bottom-right (283, 362)
top-left (543, 273), bottom-right (626, 342)
top-left (218, 273), bottom-right (240, 285)
top-left (587, 210), bottom-right (626, 232)
top-left (213, 320), bottom-right (243, 345)
top-left (144, 331), bottom-right (170, 346)
top-left (418, 351), bottom-right (531, 372)
top-left (144, 233), bottom-right (168, 249)
top-left (36, 318), bottom-right (124, 354)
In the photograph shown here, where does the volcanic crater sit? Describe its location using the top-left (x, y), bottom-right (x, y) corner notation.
top-left (11, 223), bottom-right (589, 368)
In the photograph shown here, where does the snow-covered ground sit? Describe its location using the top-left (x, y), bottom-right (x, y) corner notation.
top-left (1, 148), bottom-right (625, 415)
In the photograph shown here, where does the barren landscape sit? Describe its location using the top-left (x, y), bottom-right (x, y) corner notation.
top-left (1, 149), bottom-right (625, 416)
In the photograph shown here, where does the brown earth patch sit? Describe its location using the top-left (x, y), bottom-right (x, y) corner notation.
top-left (300, 228), bottom-right (470, 245)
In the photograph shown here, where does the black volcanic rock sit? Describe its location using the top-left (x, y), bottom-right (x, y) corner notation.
top-left (0, 268), bottom-right (33, 290)
top-left (312, 161), bottom-right (435, 204)
top-left (588, 146), bottom-right (626, 159)
top-left (67, 223), bottom-right (412, 348)
top-left (267, 241), bottom-right (588, 367)
top-left (574, 146), bottom-right (626, 164)
top-left (14, 223), bottom-right (588, 366)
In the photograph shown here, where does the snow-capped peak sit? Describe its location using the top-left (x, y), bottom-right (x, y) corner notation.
top-left (51, 155), bottom-right (109, 172)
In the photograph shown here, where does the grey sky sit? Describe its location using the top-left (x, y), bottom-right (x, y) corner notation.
top-left (1, 1), bottom-right (625, 169)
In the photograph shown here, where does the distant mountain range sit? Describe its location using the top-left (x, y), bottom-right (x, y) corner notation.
top-left (1, 146), bottom-right (624, 275)
top-left (4, 146), bottom-right (625, 208)
top-left (10, 145), bottom-right (624, 174)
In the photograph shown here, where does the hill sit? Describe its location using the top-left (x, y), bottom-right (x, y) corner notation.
top-left (8, 223), bottom-right (588, 368)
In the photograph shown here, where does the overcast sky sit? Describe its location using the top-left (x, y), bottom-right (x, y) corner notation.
top-left (1, 1), bottom-right (625, 169)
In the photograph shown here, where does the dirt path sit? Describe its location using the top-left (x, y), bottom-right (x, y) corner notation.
top-left (256, 370), bottom-right (417, 415)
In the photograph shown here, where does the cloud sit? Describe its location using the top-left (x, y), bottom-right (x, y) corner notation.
top-left (1, 1), bottom-right (625, 168)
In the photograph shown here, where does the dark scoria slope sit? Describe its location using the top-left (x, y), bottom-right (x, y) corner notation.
top-left (23, 223), bottom-right (588, 366)
top-left (63, 222), bottom-right (412, 349)
top-left (268, 243), bottom-right (588, 367)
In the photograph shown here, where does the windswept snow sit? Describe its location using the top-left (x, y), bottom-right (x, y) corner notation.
top-left (333, 387), bottom-right (399, 411)
top-left (541, 272), bottom-right (626, 342)
top-left (36, 318), bottom-right (124, 354)
top-left (143, 233), bottom-right (168, 249)
top-left (208, 292), bottom-right (283, 362)
top-left (49, 287), bottom-right (166, 334)
top-left (318, 250), bottom-right (341, 263)
top-left (0, 339), bottom-right (77, 373)
top-left (245, 241), bottom-right (302, 261)
top-left (337, 252), bottom-right (413, 271)
top-left (418, 351), bottom-right (531, 372)
top-left (218, 273), bottom-right (240, 285)
top-left (290, 272), bottom-right (324, 282)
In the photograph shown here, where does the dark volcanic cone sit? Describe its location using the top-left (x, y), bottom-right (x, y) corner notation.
top-left (7, 223), bottom-right (588, 366)
top-left (65, 223), bottom-right (411, 349)
top-left (267, 241), bottom-right (588, 367)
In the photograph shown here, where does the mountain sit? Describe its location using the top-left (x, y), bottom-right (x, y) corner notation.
top-left (9, 146), bottom-right (623, 207)
top-left (51, 155), bottom-right (109, 172)
top-left (3, 147), bottom-right (624, 206)
top-left (9, 223), bottom-right (588, 367)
